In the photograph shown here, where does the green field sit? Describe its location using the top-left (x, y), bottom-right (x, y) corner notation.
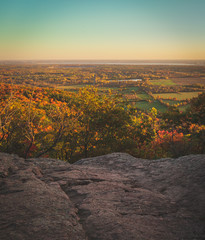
top-left (153, 92), bottom-right (202, 100)
top-left (121, 86), bottom-right (139, 93)
top-left (135, 100), bottom-right (167, 112)
top-left (150, 79), bottom-right (176, 86)
top-left (135, 93), bottom-right (152, 100)
top-left (162, 99), bottom-right (182, 105)
top-left (178, 104), bottom-right (190, 112)
top-left (98, 86), bottom-right (120, 91)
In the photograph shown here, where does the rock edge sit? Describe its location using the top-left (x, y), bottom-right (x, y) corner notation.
top-left (0, 152), bottom-right (205, 240)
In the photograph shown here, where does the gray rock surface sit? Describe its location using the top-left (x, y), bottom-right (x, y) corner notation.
top-left (0, 152), bottom-right (205, 240)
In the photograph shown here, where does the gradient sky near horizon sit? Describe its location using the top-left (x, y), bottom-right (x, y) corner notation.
top-left (0, 0), bottom-right (205, 60)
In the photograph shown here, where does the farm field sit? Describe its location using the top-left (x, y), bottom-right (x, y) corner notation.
top-left (149, 79), bottom-right (176, 86)
top-left (162, 99), bottom-right (182, 105)
top-left (152, 92), bottom-right (202, 100)
top-left (134, 100), bottom-right (167, 112)
top-left (0, 64), bottom-right (204, 113)
top-left (135, 92), bottom-right (151, 100)
top-left (178, 104), bottom-right (190, 112)
top-left (171, 77), bottom-right (205, 85)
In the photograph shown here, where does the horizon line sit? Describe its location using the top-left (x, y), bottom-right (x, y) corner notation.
top-left (0, 59), bottom-right (205, 62)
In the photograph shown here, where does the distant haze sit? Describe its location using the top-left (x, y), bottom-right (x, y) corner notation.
top-left (0, 0), bottom-right (205, 60)
top-left (1, 60), bottom-right (205, 66)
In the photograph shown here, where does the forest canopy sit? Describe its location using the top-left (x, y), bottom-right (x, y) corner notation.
top-left (0, 83), bottom-right (204, 162)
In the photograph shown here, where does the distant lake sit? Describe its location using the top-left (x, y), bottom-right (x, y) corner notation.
top-left (115, 79), bottom-right (142, 82)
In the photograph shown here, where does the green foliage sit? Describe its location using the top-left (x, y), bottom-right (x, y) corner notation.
top-left (189, 92), bottom-right (205, 124)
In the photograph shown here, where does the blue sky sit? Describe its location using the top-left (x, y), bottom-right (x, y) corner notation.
top-left (0, 0), bottom-right (205, 60)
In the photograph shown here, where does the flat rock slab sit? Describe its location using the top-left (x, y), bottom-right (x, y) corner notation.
top-left (0, 152), bottom-right (205, 240)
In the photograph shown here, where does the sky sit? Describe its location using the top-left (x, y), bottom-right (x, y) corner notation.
top-left (0, 0), bottom-right (205, 60)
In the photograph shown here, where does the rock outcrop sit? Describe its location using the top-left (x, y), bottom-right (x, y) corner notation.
top-left (0, 152), bottom-right (205, 240)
